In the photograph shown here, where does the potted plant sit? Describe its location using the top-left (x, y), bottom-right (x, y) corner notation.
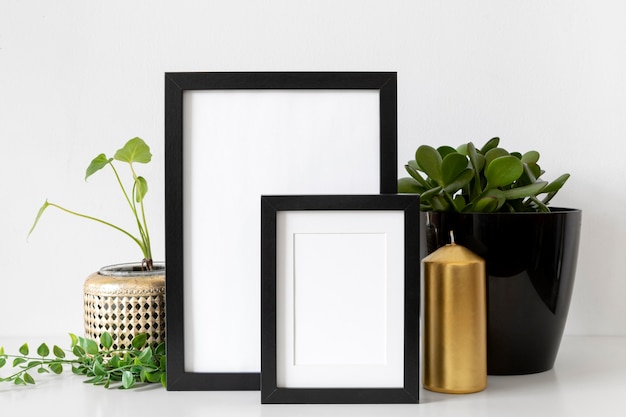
top-left (28, 137), bottom-right (165, 351)
top-left (399, 137), bottom-right (582, 375)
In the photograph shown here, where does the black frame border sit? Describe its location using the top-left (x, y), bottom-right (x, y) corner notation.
top-left (164, 72), bottom-right (398, 391)
top-left (260, 194), bottom-right (420, 404)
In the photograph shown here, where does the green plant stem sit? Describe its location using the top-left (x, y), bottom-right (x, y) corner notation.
top-left (46, 202), bottom-right (146, 254)
top-left (129, 163), bottom-right (152, 261)
top-left (109, 161), bottom-right (152, 262)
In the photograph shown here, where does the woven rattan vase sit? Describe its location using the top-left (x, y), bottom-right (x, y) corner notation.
top-left (83, 262), bottom-right (165, 349)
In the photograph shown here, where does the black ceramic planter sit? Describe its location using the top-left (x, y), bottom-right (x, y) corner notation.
top-left (421, 208), bottom-right (582, 375)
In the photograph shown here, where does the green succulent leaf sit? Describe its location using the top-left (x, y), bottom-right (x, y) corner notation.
top-left (398, 177), bottom-right (425, 194)
top-left (404, 164), bottom-right (430, 188)
top-left (485, 155), bottom-right (523, 189)
top-left (18, 343), bottom-right (29, 356)
top-left (443, 168), bottom-right (474, 195)
top-left (521, 150), bottom-right (540, 164)
top-left (502, 181), bottom-right (548, 200)
top-left (85, 154), bottom-right (113, 180)
top-left (114, 137), bottom-right (152, 164)
top-left (484, 148), bottom-right (509, 168)
top-left (467, 142), bottom-right (485, 175)
top-left (430, 195), bottom-right (449, 211)
top-left (542, 173), bottom-right (570, 193)
top-left (472, 189), bottom-right (506, 212)
top-left (479, 137), bottom-right (500, 154)
top-left (415, 145), bottom-right (443, 185)
top-left (437, 146), bottom-right (458, 158)
top-left (441, 153), bottom-right (469, 187)
top-left (0, 358), bottom-right (6, 368)
top-left (419, 185), bottom-right (443, 203)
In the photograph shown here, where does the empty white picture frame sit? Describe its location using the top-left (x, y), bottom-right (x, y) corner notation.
top-left (261, 195), bottom-right (420, 404)
top-left (164, 72), bottom-right (398, 390)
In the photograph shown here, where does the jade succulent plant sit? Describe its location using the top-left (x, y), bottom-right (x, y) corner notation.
top-left (398, 137), bottom-right (569, 213)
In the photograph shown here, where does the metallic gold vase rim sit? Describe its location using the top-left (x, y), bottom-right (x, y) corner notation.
top-left (98, 261), bottom-right (166, 277)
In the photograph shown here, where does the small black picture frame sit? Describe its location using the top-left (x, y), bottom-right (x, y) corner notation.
top-left (165, 72), bottom-right (398, 391)
top-left (260, 195), bottom-right (420, 404)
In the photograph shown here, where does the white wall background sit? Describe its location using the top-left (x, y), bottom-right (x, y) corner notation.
top-left (1, 0), bottom-right (624, 337)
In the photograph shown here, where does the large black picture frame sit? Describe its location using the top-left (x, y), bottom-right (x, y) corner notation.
top-left (260, 195), bottom-right (420, 404)
top-left (164, 72), bottom-right (398, 391)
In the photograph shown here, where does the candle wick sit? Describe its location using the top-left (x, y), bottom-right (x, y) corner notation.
top-left (450, 230), bottom-right (455, 244)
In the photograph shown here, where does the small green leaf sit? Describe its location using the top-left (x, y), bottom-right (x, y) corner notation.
top-left (37, 367), bottom-right (49, 374)
top-left (93, 361), bottom-right (106, 376)
top-left (160, 372), bottom-right (166, 387)
top-left (18, 343), bottom-right (29, 356)
top-left (72, 345), bottom-right (85, 357)
top-left (114, 137), bottom-right (152, 164)
top-left (85, 154), bottom-right (113, 180)
top-left (122, 371), bottom-right (135, 389)
top-left (27, 201), bottom-right (51, 239)
top-left (134, 176), bottom-right (148, 203)
top-left (145, 371), bottom-right (163, 383)
top-left (137, 347), bottom-right (153, 364)
top-left (69, 333), bottom-right (79, 348)
top-left (23, 372), bottom-right (35, 385)
top-left (485, 155), bottom-right (523, 189)
top-left (80, 338), bottom-right (99, 355)
top-left (13, 357), bottom-right (27, 367)
top-left (53, 345), bottom-right (65, 359)
top-left (415, 145), bottom-right (443, 185)
top-left (100, 332), bottom-right (113, 350)
top-left (155, 342), bottom-right (165, 356)
top-left (37, 343), bottom-right (50, 357)
top-left (14, 377), bottom-right (25, 385)
top-left (131, 333), bottom-right (148, 350)
top-left (0, 357), bottom-right (6, 368)
top-left (49, 363), bottom-right (63, 374)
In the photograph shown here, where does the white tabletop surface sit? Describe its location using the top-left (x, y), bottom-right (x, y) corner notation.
top-left (1, 335), bottom-right (624, 416)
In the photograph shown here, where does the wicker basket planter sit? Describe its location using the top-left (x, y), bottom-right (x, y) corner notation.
top-left (83, 262), bottom-right (165, 349)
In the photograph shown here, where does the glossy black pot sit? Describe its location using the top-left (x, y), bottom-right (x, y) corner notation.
top-left (421, 208), bottom-right (582, 375)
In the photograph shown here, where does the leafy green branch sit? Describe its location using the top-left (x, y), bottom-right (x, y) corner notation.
top-left (27, 137), bottom-right (154, 270)
top-left (0, 332), bottom-right (165, 389)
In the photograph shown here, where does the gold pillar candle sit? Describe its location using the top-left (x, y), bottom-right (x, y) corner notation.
top-left (422, 232), bottom-right (487, 394)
